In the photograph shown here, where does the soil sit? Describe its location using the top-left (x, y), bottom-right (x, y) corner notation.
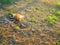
top-left (0, 0), bottom-right (60, 45)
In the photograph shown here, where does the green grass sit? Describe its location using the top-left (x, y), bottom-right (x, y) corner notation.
top-left (58, 38), bottom-right (60, 41)
top-left (56, 11), bottom-right (60, 15)
top-left (56, 2), bottom-right (60, 7)
top-left (8, 11), bottom-right (14, 15)
top-left (56, 42), bottom-right (60, 45)
top-left (49, 8), bottom-right (56, 13)
top-left (25, 9), bottom-right (31, 12)
top-left (0, 0), bottom-right (12, 5)
top-left (56, 38), bottom-right (60, 45)
top-left (56, 11), bottom-right (60, 18)
top-left (30, 17), bottom-right (36, 22)
top-left (38, 14), bottom-right (41, 17)
top-left (57, 30), bottom-right (60, 35)
top-left (25, 0), bottom-right (32, 4)
top-left (45, 14), bottom-right (57, 25)
top-left (35, 7), bottom-right (41, 10)
top-left (13, 2), bottom-right (18, 5)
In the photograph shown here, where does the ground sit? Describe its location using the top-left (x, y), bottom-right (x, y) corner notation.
top-left (0, 0), bottom-right (60, 45)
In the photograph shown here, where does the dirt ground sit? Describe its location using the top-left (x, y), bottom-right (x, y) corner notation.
top-left (0, 0), bottom-right (60, 45)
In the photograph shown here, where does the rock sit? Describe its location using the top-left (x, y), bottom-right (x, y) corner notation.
top-left (0, 17), bottom-right (8, 24)
top-left (11, 39), bottom-right (16, 45)
top-left (0, 17), bottom-right (5, 23)
top-left (8, 39), bottom-right (16, 45)
top-left (27, 32), bottom-right (33, 36)
top-left (46, 31), bottom-right (54, 38)
top-left (39, 33), bottom-right (45, 38)
top-left (20, 23), bottom-right (28, 28)
top-left (31, 27), bottom-right (35, 32)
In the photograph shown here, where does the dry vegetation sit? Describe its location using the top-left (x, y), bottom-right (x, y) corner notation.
top-left (0, 0), bottom-right (60, 45)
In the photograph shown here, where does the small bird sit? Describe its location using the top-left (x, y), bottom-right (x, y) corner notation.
top-left (12, 13), bottom-right (24, 23)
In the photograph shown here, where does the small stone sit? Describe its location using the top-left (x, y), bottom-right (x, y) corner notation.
top-left (28, 32), bottom-right (33, 36)
top-left (0, 17), bottom-right (5, 23)
top-left (31, 27), bottom-right (35, 32)
top-left (12, 39), bottom-right (16, 44)
top-left (20, 23), bottom-right (28, 28)
top-left (39, 33), bottom-right (45, 38)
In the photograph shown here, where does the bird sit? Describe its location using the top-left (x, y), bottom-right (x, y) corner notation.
top-left (12, 13), bottom-right (24, 23)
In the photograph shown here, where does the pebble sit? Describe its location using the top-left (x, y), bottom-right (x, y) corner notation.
top-left (20, 23), bottom-right (28, 28)
top-left (31, 27), bottom-right (35, 32)
top-left (47, 31), bottom-right (54, 38)
top-left (39, 33), bottom-right (45, 38)
top-left (0, 17), bottom-right (9, 25)
top-left (0, 17), bottom-right (5, 23)
top-left (27, 32), bottom-right (33, 36)
top-left (11, 39), bottom-right (16, 45)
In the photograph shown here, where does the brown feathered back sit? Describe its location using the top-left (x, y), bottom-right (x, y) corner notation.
top-left (12, 13), bottom-right (24, 22)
